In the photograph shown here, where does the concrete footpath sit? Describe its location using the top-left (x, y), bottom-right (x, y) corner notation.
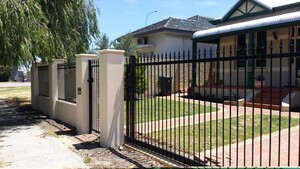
top-left (0, 82), bottom-right (31, 88)
top-left (0, 101), bottom-right (87, 169)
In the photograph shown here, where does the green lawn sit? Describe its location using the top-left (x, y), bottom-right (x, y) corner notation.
top-left (125, 98), bottom-right (217, 123)
top-left (148, 115), bottom-right (299, 152)
top-left (0, 161), bottom-right (3, 168)
top-left (0, 86), bottom-right (31, 107)
top-left (0, 86), bottom-right (31, 100)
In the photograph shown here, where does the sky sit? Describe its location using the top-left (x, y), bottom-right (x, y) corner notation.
top-left (95, 0), bottom-right (238, 41)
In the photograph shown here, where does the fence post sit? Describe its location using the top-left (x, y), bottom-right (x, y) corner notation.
top-left (129, 55), bottom-right (136, 139)
top-left (49, 59), bottom-right (64, 118)
top-left (99, 49), bottom-right (125, 147)
top-left (31, 63), bottom-right (39, 110)
top-left (76, 54), bottom-right (97, 134)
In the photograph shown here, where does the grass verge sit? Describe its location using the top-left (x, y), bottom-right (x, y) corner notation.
top-left (125, 98), bottom-right (217, 123)
top-left (0, 86), bottom-right (31, 100)
top-left (148, 114), bottom-right (299, 152)
top-left (0, 86), bottom-right (31, 108)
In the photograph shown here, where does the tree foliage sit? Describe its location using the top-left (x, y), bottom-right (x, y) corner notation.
top-left (111, 33), bottom-right (137, 57)
top-left (95, 33), bottom-right (109, 50)
top-left (0, 0), bottom-right (99, 68)
top-left (113, 33), bottom-right (148, 95)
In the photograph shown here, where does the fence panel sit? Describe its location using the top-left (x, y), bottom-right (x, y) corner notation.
top-left (57, 62), bottom-right (76, 103)
top-left (125, 40), bottom-right (300, 167)
top-left (38, 65), bottom-right (49, 97)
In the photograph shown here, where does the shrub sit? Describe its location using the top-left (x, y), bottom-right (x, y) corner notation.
top-left (255, 74), bottom-right (265, 81)
top-left (216, 79), bottom-right (223, 86)
top-left (135, 66), bottom-right (148, 95)
top-left (0, 67), bottom-right (11, 82)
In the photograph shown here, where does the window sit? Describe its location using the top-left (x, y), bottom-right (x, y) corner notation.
top-left (256, 59), bottom-right (266, 67)
top-left (137, 38), bottom-right (143, 45)
top-left (257, 31), bottom-right (267, 55)
top-left (237, 34), bottom-right (247, 56)
top-left (234, 34), bottom-right (247, 69)
top-left (297, 39), bottom-right (300, 52)
top-left (137, 37), bottom-right (147, 45)
top-left (291, 26), bottom-right (300, 52)
top-left (292, 27), bottom-right (295, 37)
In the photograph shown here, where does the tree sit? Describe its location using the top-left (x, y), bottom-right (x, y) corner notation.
top-left (0, 0), bottom-right (100, 68)
top-left (95, 33), bottom-right (110, 50)
top-left (111, 33), bottom-right (137, 57)
top-left (113, 33), bottom-right (148, 95)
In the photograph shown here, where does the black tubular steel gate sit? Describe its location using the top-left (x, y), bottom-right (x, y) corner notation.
top-left (88, 59), bottom-right (100, 133)
top-left (125, 40), bottom-right (300, 166)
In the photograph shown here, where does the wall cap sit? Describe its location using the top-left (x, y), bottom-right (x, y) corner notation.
top-left (75, 54), bottom-right (97, 58)
top-left (53, 59), bottom-right (65, 62)
top-left (100, 49), bottom-right (125, 55)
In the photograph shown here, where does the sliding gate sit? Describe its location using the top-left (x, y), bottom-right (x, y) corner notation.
top-left (125, 44), bottom-right (300, 167)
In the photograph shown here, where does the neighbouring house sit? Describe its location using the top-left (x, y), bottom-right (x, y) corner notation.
top-left (191, 0), bottom-right (300, 111)
top-left (132, 15), bottom-right (216, 57)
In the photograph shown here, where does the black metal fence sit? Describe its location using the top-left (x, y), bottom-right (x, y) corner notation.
top-left (38, 65), bottom-right (49, 97)
top-left (88, 59), bottom-right (100, 133)
top-left (57, 62), bottom-right (76, 103)
top-left (125, 40), bottom-right (300, 166)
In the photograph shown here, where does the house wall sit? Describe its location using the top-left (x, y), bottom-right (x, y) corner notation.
top-left (220, 35), bottom-right (237, 56)
top-left (147, 32), bottom-right (166, 54)
top-left (217, 26), bottom-right (300, 87)
top-left (137, 32), bottom-right (216, 58)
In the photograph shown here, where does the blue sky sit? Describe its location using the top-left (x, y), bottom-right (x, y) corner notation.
top-left (95, 0), bottom-right (237, 41)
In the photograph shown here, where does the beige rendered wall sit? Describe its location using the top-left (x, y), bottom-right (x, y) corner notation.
top-left (55, 100), bottom-right (77, 127)
top-left (37, 96), bottom-right (50, 115)
top-left (220, 35), bottom-right (236, 56)
top-left (99, 49), bottom-right (125, 147)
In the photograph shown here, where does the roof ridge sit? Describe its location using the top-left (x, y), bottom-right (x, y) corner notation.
top-left (164, 17), bottom-right (173, 27)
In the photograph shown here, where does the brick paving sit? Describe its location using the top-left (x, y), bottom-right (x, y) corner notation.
top-left (200, 126), bottom-right (300, 167)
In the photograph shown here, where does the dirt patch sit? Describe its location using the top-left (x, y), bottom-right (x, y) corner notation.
top-left (3, 97), bottom-right (31, 108)
top-left (69, 139), bottom-right (167, 168)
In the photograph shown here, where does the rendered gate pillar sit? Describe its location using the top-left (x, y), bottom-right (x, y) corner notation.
top-left (99, 49), bottom-right (125, 147)
top-left (49, 59), bottom-right (64, 119)
top-left (76, 54), bottom-right (97, 134)
top-left (31, 63), bottom-right (39, 110)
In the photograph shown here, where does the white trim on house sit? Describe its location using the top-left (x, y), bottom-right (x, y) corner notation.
top-left (254, 0), bottom-right (300, 8)
top-left (193, 11), bottom-right (300, 39)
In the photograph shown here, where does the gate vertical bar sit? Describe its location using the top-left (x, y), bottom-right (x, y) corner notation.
top-left (88, 60), bottom-right (93, 133)
top-left (130, 55), bottom-right (136, 139)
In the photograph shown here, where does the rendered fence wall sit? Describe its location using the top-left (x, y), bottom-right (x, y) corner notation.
top-left (31, 50), bottom-right (125, 148)
top-left (55, 100), bottom-right (77, 127)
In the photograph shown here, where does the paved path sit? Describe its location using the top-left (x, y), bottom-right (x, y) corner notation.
top-left (200, 126), bottom-right (300, 167)
top-left (0, 82), bottom-right (30, 88)
top-left (0, 101), bottom-right (87, 169)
